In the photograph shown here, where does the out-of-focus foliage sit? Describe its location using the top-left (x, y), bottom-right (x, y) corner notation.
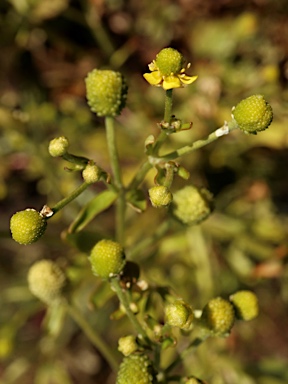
top-left (1, 0), bottom-right (288, 383)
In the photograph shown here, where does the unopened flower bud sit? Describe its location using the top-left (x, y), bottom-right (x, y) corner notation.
top-left (170, 186), bottom-right (213, 225)
top-left (116, 353), bottom-right (155, 384)
top-left (89, 239), bottom-right (126, 279)
top-left (28, 260), bottom-right (66, 304)
top-left (200, 297), bottom-right (235, 337)
top-left (82, 162), bottom-right (102, 184)
top-left (229, 290), bottom-right (259, 321)
top-left (10, 209), bottom-right (47, 245)
top-left (85, 69), bottom-right (128, 117)
top-left (48, 136), bottom-right (69, 157)
top-left (149, 186), bottom-right (173, 208)
top-left (165, 300), bottom-right (194, 330)
top-left (232, 94), bottom-right (273, 134)
top-left (118, 335), bottom-right (138, 356)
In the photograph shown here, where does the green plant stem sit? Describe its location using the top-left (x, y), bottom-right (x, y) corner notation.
top-left (51, 182), bottom-right (90, 215)
top-left (110, 277), bottom-right (150, 345)
top-left (152, 90), bottom-right (174, 156)
top-left (65, 302), bottom-right (119, 372)
top-left (160, 120), bottom-right (238, 162)
top-left (164, 89), bottom-right (173, 124)
top-left (105, 116), bottom-right (126, 244)
top-left (165, 336), bottom-right (207, 375)
top-left (128, 121), bottom-right (238, 190)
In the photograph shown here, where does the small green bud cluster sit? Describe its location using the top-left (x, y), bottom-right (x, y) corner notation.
top-left (85, 69), bottom-right (128, 117)
top-left (82, 161), bottom-right (102, 184)
top-left (118, 335), bottom-right (138, 356)
top-left (229, 290), bottom-right (259, 321)
top-left (148, 185), bottom-right (173, 208)
top-left (10, 209), bottom-right (47, 245)
top-left (155, 48), bottom-right (184, 76)
top-left (89, 239), bottom-right (126, 279)
top-left (232, 94), bottom-right (273, 134)
top-left (171, 185), bottom-right (213, 225)
top-left (48, 136), bottom-right (69, 157)
top-left (116, 353), bottom-right (155, 384)
top-left (165, 300), bottom-right (194, 330)
top-left (200, 297), bottom-right (235, 337)
top-left (27, 259), bottom-right (66, 304)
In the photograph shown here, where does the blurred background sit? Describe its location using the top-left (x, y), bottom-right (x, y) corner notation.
top-left (0, 0), bottom-right (288, 383)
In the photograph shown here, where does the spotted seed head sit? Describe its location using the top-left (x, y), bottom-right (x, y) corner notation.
top-left (116, 353), bottom-right (156, 384)
top-left (10, 209), bottom-right (47, 245)
top-left (155, 48), bottom-right (184, 76)
top-left (27, 259), bottom-right (66, 304)
top-left (85, 69), bottom-right (128, 117)
top-left (232, 94), bottom-right (273, 134)
top-left (229, 290), bottom-right (259, 321)
top-left (200, 297), bottom-right (235, 337)
top-left (149, 186), bottom-right (173, 208)
top-left (89, 239), bottom-right (126, 279)
top-left (170, 186), bottom-right (213, 226)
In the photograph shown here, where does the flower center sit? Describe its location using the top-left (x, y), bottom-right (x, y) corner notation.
top-left (155, 48), bottom-right (184, 76)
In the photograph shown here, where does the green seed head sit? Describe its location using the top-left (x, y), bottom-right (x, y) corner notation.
top-left (85, 69), bottom-right (128, 117)
top-left (232, 94), bottom-right (273, 134)
top-left (89, 239), bottom-right (126, 279)
top-left (201, 297), bottom-right (235, 337)
top-left (27, 260), bottom-right (66, 304)
top-left (118, 335), bottom-right (138, 356)
top-left (82, 162), bottom-right (102, 184)
top-left (155, 48), bottom-right (184, 76)
top-left (48, 136), bottom-right (69, 157)
top-left (229, 290), bottom-right (259, 321)
top-left (116, 353), bottom-right (155, 384)
top-left (170, 186), bottom-right (213, 225)
top-left (165, 300), bottom-right (194, 330)
top-left (10, 209), bottom-right (47, 245)
top-left (149, 186), bottom-right (173, 208)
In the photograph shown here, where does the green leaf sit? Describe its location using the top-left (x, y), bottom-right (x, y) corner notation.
top-left (68, 189), bottom-right (117, 233)
top-left (126, 189), bottom-right (147, 212)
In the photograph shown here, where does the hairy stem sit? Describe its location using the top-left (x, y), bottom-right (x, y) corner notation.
top-left (51, 182), bottom-right (90, 215)
top-left (110, 277), bottom-right (150, 345)
top-left (105, 116), bottom-right (126, 244)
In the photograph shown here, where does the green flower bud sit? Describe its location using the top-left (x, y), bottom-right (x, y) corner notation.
top-left (148, 186), bottom-right (173, 208)
top-left (82, 162), bottom-right (102, 184)
top-left (118, 335), bottom-right (138, 356)
top-left (229, 290), bottom-right (259, 321)
top-left (165, 300), bottom-right (194, 330)
top-left (85, 69), bottom-right (128, 117)
top-left (48, 136), bottom-right (69, 157)
top-left (232, 94), bottom-right (273, 134)
top-left (170, 186), bottom-right (213, 225)
top-left (116, 353), bottom-right (155, 384)
top-left (27, 260), bottom-right (66, 304)
top-left (155, 48), bottom-right (184, 77)
top-left (200, 297), bottom-right (235, 337)
top-left (89, 239), bottom-right (126, 279)
top-left (10, 209), bottom-right (47, 245)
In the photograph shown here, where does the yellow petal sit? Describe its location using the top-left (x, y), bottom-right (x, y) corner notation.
top-left (143, 71), bottom-right (162, 86)
top-left (180, 75), bottom-right (198, 85)
top-left (162, 75), bottom-right (182, 90)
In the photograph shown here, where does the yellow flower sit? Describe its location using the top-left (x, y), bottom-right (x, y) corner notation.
top-left (143, 48), bottom-right (198, 90)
